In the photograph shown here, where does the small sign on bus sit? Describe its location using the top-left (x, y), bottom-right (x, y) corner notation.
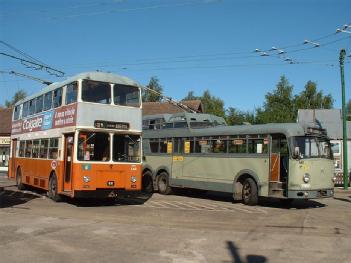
top-left (94, 120), bottom-right (129, 130)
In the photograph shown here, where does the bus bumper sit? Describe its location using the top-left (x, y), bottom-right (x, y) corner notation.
top-left (287, 188), bottom-right (334, 199)
top-left (73, 189), bottom-right (141, 199)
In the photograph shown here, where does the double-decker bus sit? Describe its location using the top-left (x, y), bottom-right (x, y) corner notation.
top-left (9, 72), bottom-right (142, 201)
top-left (142, 112), bottom-right (335, 205)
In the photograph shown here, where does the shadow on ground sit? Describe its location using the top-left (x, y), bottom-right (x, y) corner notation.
top-left (0, 189), bottom-right (40, 208)
top-left (170, 188), bottom-right (326, 209)
top-left (225, 241), bottom-right (267, 263)
top-left (67, 192), bottom-right (154, 207)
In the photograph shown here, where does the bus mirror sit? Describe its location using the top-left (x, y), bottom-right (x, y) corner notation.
top-left (293, 147), bottom-right (300, 158)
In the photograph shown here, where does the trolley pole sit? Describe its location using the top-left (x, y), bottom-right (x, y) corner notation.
top-left (339, 49), bottom-right (349, 190)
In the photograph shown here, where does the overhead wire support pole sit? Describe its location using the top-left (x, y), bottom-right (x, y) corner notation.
top-left (339, 49), bottom-right (349, 190)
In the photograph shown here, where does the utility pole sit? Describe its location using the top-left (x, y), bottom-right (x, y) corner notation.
top-left (339, 49), bottom-right (349, 190)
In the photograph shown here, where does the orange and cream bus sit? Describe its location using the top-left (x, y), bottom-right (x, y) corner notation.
top-left (8, 72), bottom-right (142, 201)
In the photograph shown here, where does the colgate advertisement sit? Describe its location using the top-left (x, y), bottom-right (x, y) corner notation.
top-left (11, 104), bottom-right (77, 135)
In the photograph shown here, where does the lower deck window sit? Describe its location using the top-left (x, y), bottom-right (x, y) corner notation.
top-left (113, 134), bottom-right (140, 162)
top-left (78, 132), bottom-right (110, 161)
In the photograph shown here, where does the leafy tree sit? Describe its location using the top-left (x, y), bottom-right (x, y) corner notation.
top-left (226, 107), bottom-right (255, 125)
top-left (255, 76), bottom-right (295, 123)
top-left (5, 89), bottom-right (27, 108)
top-left (182, 91), bottom-right (199, 101)
top-left (200, 90), bottom-right (225, 118)
top-left (294, 81), bottom-right (333, 111)
top-left (142, 76), bottom-right (163, 102)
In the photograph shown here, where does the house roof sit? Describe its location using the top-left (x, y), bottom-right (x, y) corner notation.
top-left (297, 109), bottom-right (351, 139)
top-left (142, 100), bottom-right (203, 116)
top-left (0, 108), bottom-right (12, 136)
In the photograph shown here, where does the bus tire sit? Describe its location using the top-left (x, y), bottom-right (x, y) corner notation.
top-left (48, 173), bottom-right (62, 202)
top-left (242, 177), bottom-right (258, 206)
top-left (16, 168), bottom-right (26, 190)
top-left (142, 171), bottom-right (154, 194)
top-left (157, 172), bottom-right (172, 195)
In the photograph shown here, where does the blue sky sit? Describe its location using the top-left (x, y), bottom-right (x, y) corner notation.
top-left (1, 0), bottom-right (350, 112)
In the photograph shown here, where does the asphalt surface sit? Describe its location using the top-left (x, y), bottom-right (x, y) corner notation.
top-left (1, 172), bottom-right (351, 263)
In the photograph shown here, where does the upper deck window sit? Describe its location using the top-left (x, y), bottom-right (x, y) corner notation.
top-left (35, 95), bottom-right (43, 113)
top-left (82, 80), bottom-right (111, 104)
top-left (53, 88), bottom-right (62, 108)
top-left (66, 82), bottom-right (78, 105)
top-left (43, 92), bottom-right (52, 111)
top-left (113, 84), bottom-right (140, 107)
top-left (13, 105), bottom-right (20, 120)
top-left (29, 99), bottom-right (35, 115)
top-left (22, 101), bottom-right (29, 117)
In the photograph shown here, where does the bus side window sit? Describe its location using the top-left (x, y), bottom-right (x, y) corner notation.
top-left (49, 138), bottom-right (59, 159)
top-left (150, 139), bottom-right (159, 153)
top-left (13, 105), bottom-right (20, 120)
top-left (25, 140), bottom-right (33, 158)
top-left (39, 139), bottom-right (49, 159)
top-left (43, 92), bottom-right (53, 111)
top-left (18, 141), bottom-right (25, 157)
top-left (160, 139), bottom-right (168, 154)
top-left (23, 101), bottom-right (29, 117)
top-left (29, 99), bottom-right (35, 116)
top-left (35, 95), bottom-right (43, 113)
top-left (53, 88), bottom-right (62, 108)
top-left (32, 140), bottom-right (40, 158)
top-left (228, 138), bottom-right (247, 154)
top-left (66, 82), bottom-right (78, 105)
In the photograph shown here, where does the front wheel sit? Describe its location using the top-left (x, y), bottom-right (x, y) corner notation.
top-left (242, 178), bottom-right (258, 206)
top-left (142, 171), bottom-right (154, 194)
top-left (48, 174), bottom-right (62, 202)
top-left (157, 172), bottom-right (172, 195)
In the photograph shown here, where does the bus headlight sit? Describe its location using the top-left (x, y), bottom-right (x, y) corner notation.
top-left (83, 176), bottom-right (90, 183)
top-left (131, 176), bottom-right (137, 183)
top-left (303, 173), bottom-right (310, 183)
top-left (332, 176), bottom-right (337, 183)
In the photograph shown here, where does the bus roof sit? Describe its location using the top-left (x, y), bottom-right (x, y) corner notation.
top-left (143, 112), bottom-right (227, 126)
top-left (15, 71), bottom-right (142, 106)
top-left (143, 122), bottom-right (307, 138)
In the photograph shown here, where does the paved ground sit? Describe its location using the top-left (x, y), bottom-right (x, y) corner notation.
top-left (1, 172), bottom-right (351, 263)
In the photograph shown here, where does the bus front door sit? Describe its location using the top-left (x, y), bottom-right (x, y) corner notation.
top-left (63, 134), bottom-right (74, 191)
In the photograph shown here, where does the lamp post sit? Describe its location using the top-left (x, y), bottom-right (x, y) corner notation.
top-left (339, 49), bottom-right (349, 190)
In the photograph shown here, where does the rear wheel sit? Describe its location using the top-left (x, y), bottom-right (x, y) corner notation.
top-left (48, 174), bottom-right (62, 202)
top-left (242, 178), bottom-right (258, 206)
top-left (16, 168), bottom-right (26, 190)
top-left (157, 172), bottom-right (172, 195)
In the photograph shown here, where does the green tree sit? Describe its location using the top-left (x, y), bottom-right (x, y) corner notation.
top-left (226, 107), bottom-right (255, 125)
top-left (201, 90), bottom-right (225, 118)
top-left (294, 81), bottom-right (333, 111)
top-left (255, 76), bottom-right (295, 124)
top-left (182, 91), bottom-right (199, 101)
top-left (5, 89), bottom-right (27, 108)
top-left (142, 76), bottom-right (163, 102)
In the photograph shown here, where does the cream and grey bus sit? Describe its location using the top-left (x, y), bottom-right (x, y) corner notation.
top-left (142, 112), bottom-right (335, 206)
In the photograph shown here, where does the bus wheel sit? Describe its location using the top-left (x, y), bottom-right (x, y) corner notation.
top-left (48, 174), bottom-right (62, 202)
top-left (142, 171), bottom-right (154, 194)
top-left (157, 172), bottom-right (172, 195)
top-left (16, 168), bottom-right (26, 190)
top-left (242, 178), bottom-right (258, 206)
